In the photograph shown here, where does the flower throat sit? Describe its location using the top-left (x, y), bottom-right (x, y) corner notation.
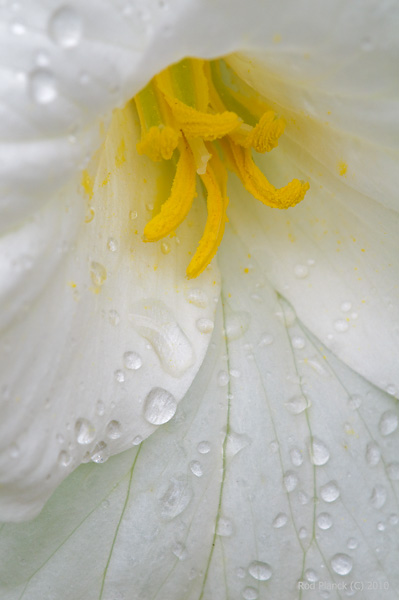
top-left (133, 58), bottom-right (309, 278)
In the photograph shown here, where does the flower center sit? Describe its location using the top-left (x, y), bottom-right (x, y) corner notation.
top-left (134, 58), bottom-right (309, 278)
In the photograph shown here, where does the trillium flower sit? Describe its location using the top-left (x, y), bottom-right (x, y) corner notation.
top-left (1, 1), bottom-right (399, 598)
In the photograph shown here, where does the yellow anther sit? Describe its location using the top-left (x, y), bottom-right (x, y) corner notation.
top-left (186, 157), bottom-right (229, 279)
top-left (232, 111), bottom-right (286, 153)
top-left (228, 142), bottom-right (309, 209)
top-left (136, 125), bottom-right (180, 162)
top-left (143, 139), bottom-right (197, 241)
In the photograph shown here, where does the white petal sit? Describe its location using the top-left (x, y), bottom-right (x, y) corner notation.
top-left (0, 104), bottom-right (219, 521)
top-left (1, 242), bottom-right (398, 598)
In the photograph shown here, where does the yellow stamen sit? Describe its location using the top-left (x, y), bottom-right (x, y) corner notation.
top-left (143, 139), bottom-right (197, 242)
top-left (232, 111), bottom-right (286, 153)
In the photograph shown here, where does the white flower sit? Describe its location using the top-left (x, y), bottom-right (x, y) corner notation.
top-left (1, 1), bottom-right (399, 598)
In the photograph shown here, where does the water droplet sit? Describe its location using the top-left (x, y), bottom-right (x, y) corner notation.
top-left (185, 288), bottom-right (208, 308)
top-left (379, 410), bottom-right (398, 436)
top-left (58, 450), bottom-right (71, 466)
top-left (294, 264), bottom-right (309, 279)
top-left (242, 587), bottom-right (258, 600)
top-left (334, 319), bottom-right (349, 333)
top-left (283, 471), bottom-right (298, 492)
top-left (129, 209), bottom-right (138, 220)
top-left (114, 369), bottom-right (125, 383)
top-left (29, 68), bottom-right (57, 104)
top-left (226, 431), bottom-right (251, 458)
top-left (299, 527), bottom-right (307, 539)
top-left (290, 447), bottom-right (303, 467)
top-left (370, 485), bottom-right (387, 509)
top-left (225, 311), bottom-right (250, 341)
top-left (292, 336), bottom-right (305, 349)
top-left (189, 460), bottom-right (203, 477)
top-left (348, 394), bottom-right (362, 410)
top-left (386, 384), bottom-right (397, 396)
top-left (132, 435), bottom-right (143, 445)
top-left (96, 400), bottom-right (105, 416)
top-left (320, 481), bottom-right (340, 502)
top-left (91, 441), bottom-right (109, 463)
top-left (258, 333), bottom-right (274, 347)
top-left (90, 261), bottom-right (107, 286)
top-left (106, 420), bottom-right (121, 439)
top-left (217, 370), bottom-right (229, 387)
top-left (10, 20), bottom-right (26, 35)
top-left (310, 437), bottom-right (330, 466)
top-left (331, 553), bottom-right (353, 576)
top-left (75, 418), bottom-right (96, 444)
top-left (161, 241), bottom-right (171, 254)
top-left (49, 6), bottom-right (83, 47)
top-left (365, 441), bottom-right (381, 467)
top-left (317, 512), bottom-right (332, 530)
top-left (108, 309), bottom-right (120, 326)
top-left (347, 537), bottom-right (358, 550)
top-left (197, 441), bottom-right (210, 454)
top-left (248, 561), bottom-right (272, 581)
top-left (144, 387), bottom-right (177, 425)
top-left (107, 237), bottom-right (118, 252)
top-left (285, 395), bottom-right (309, 415)
top-left (272, 512), bottom-right (288, 528)
top-left (389, 514), bottom-right (398, 525)
top-left (216, 517), bottom-right (233, 536)
top-left (340, 301), bottom-right (352, 312)
top-left (305, 569), bottom-right (319, 583)
top-left (123, 351), bottom-right (143, 370)
top-left (172, 542), bottom-right (187, 560)
top-left (160, 476), bottom-right (192, 520)
top-left (8, 443), bottom-right (20, 459)
top-left (387, 462), bottom-right (399, 480)
top-left (196, 318), bottom-right (214, 334)
top-left (130, 300), bottom-right (194, 377)
top-left (377, 521), bottom-right (385, 531)
top-left (236, 567), bottom-right (246, 579)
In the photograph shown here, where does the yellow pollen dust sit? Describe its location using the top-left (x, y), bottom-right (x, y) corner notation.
top-left (133, 58), bottom-right (309, 278)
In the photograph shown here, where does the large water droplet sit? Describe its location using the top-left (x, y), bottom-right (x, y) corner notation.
top-left (29, 68), bottom-right (57, 104)
top-left (379, 410), bottom-right (398, 436)
top-left (216, 517), bottom-right (233, 537)
top-left (123, 351), bottom-right (143, 370)
top-left (365, 441), bottom-right (381, 467)
top-left (91, 441), bottom-right (109, 463)
top-left (370, 485), bottom-right (387, 509)
top-left (185, 287), bottom-right (208, 308)
top-left (283, 471), bottom-right (298, 492)
top-left (330, 553), bottom-right (353, 575)
top-left (49, 6), bottom-right (83, 47)
top-left (317, 512), bottom-right (332, 530)
top-left (248, 561), bottom-right (272, 581)
top-left (305, 569), bottom-right (319, 583)
top-left (285, 395), bottom-right (309, 415)
top-left (90, 261), bottom-right (107, 286)
top-left (197, 441), bottom-right (210, 454)
top-left (144, 387), bottom-right (177, 425)
top-left (75, 418), bottom-right (96, 444)
top-left (196, 318), bottom-right (214, 334)
top-left (272, 512), bottom-right (288, 528)
top-left (160, 477), bottom-right (192, 520)
top-left (106, 420), bottom-right (121, 439)
top-left (320, 481), bottom-right (340, 502)
top-left (130, 300), bottom-right (194, 377)
top-left (310, 437), bottom-right (330, 466)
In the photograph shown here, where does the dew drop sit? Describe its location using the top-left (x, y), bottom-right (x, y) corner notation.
top-left (75, 418), bottom-right (96, 444)
top-left (299, 527), bottom-right (307, 539)
top-left (189, 460), bottom-right (203, 477)
top-left (123, 351), bottom-right (143, 370)
top-left (283, 471), bottom-right (298, 492)
top-left (217, 370), bottom-right (229, 387)
top-left (377, 521), bottom-right (385, 531)
top-left (294, 264), bottom-right (309, 279)
top-left (161, 241), bottom-right (171, 254)
top-left (185, 288), bottom-right (208, 308)
top-left (49, 6), bottom-right (83, 47)
top-left (225, 311), bottom-right (250, 341)
top-left (320, 481), bottom-right (340, 503)
top-left (129, 209), bottom-right (138, 220)
top-left (386, 384), bottom-right (397, 396)
top-left (285, 395), bottom-right (309, 415)
top-left (29, 68), bottom-right (57, 104)
top-left (96, 400), bottom-right (105, 416)
top-left (347, 537), bottom-right (358, 550)
top-left (106, 420), bottom-right (122, 440)
top-left (305, 569), bottom-right (319, 583)
top-left (197, 440), bottom-right (210, 454)
top-left (292, 336), bottom-right (305, 349)
top-left (160, 476), bottom-right (192, 520)
top-left (236, 567), bottom-right (246, 579)
top-left (258, 333), bottom-right (274, 347)
top-left (273, 512), bottom-right (288, 528)
top-left (242, 587), bottom-right (258, 600)
top-left (108, 309), bottom-right (120, 326)
top-left (132, 435), bottom-right (143, 445)
top-left (107, 237), bottom-right (118, 252)
top-left (340, 301), bottom-right (352, 312)
top-left (348, 394), bottom-right (362, 410)
top-left (379, 410), bottom-right (398, 436)
top-left (172, 542), bottom-right (187, 560)
top-left (226, 431), bottom-right (251, 458)
top-left (290, 447), bottom-right (303, 467)
top-left (144, 387), bottom-right (177, 425)
top-left (248, 560), bottom-right (272, 581)
top-left (365, 441), bottom-right (381, 467)
top-left (58, 450), bottom-right (71, 467)
top-left (370, 484), bottom-right (387, 509)
top-left (216, 517), bottom-right (233, 537)
top-left (334, 319), bottom-right (349, 333)
top-left (330, 553), bottom-right (353, 576)
top-left (114, 369), bottom-right (125, 383)
top-left (389, 514), bottom-right (399, 525)
top-left (317, 512), bottom-right (333, 530)
top-left (196, 318), bottom-right (214, 334)
top-left (10, 20), bottom-right (26, 35)
top-left (91, 441), bottom-right (109, 463)
top-left (90, 261), bottom-right (107, 286)
top-left (310, 437), bottom-right (330, 466)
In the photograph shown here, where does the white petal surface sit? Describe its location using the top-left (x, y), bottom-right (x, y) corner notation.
top-left (0, 104), bottom-right (219, 521)
top-left (1, 236), bottom-right (398, 599)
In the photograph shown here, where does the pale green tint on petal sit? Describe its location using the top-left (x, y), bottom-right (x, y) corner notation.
top-left (0, 105), bottom-right (219, 521)
top-left (1, 235), bottom-right (398, 599)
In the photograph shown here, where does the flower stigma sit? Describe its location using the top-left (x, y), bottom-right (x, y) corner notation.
top-left (133, 58), bottom-right (309, 278)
